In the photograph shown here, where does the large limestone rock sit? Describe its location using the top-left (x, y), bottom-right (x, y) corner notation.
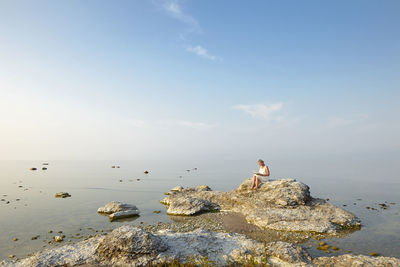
top-left (160, 178), bottom-right (360, 234)
top-left (2, 226), bottom-right (399, 267)
top-left (97, 201), bottom-right (140, 221)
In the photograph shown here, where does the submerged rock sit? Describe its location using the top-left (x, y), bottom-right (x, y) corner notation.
top-left (97, 201), bottom-right (140, 221)
top-left (55, 192), bottom-right (71, 198)
top-left (161, 178), bottom-right (360, 234)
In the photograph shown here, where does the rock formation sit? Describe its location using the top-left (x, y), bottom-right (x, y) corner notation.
top-left (2, 226), bottom-right (398, 267)
top-left (161, 179), bottom-right (360, 234)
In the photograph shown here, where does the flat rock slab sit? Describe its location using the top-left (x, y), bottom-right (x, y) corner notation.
top-left (161, 178), bottom-right (361, 234)
top-left (97, 201), bottom-right (140, 221)
top-left (2, 226), bottom-right (399, 267)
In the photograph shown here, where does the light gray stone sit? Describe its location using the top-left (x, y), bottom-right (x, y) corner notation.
top-left (97, 201), bottom-right (139, 221)
top-left (161, 196), bottom-right (220, 215)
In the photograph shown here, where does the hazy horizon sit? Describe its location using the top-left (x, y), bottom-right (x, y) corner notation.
top-left (1, 0), bottom-right (399, 161)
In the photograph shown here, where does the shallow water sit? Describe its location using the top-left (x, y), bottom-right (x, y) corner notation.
top-left (0, 159), bottom-right (399, 260)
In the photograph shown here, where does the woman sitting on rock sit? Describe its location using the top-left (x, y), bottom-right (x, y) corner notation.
top-left (251, 159), bottom-right (270, 190)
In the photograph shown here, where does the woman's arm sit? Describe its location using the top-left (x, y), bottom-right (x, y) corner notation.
top-left (264, 166), bottom-right (270, 176)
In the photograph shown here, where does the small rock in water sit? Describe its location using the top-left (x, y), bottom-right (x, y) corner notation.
top-left (31, 235), bottom-right (40, 240)
top-left (116, 166), bottom-right (120, 168)
top-left (42, 163), bottom-right (49, 165)
top-left (29, 168), bottom-right (37, 171)
top-left (48, 230), bottom-right (53, 233)
top-left (137, 179), bottom-right (140, 181)
top-left (379, 203), bottom-right (388, 209)
top-left (119, 180), bottom-right (123, 182)
top-left (42, 167), bottom-right (47, 170)
top-left (153, 210), bottom-right (161, 214)
top-left (144, 170), bottom-right (149, 174)
top-left (55, 192), bottom-right (71, 198)
top-left (8, 255), bottom-right (15, 259)
top-left (54, 236), bottom-right (63, 242)
top-left (111, 166), bottom-right (116, 168)
top-left (97, 201), bottom-right (140, 221)
top-left (370, 252), bottom-right (380, 257)
top-left (13, 238), bottom-right (18, 241)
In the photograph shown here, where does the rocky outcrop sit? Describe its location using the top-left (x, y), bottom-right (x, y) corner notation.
top-left (0, 226), bottom-right (311, 266)
top-left (97, 202), bottom-right (140, 221)
top-left (160, 179), bottom-right (360, 234)
top-left (2, 226), bottom-right (399, 267)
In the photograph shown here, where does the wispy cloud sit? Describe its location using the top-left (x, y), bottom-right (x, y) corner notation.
top-left (186, 45), bottom-right (221, 61)
top-left (160, 0), bottom-right (221, 61)
top-left (162, 0), bottom-right (201, 33)
top-left (233, 103), bottom-right (284, 121)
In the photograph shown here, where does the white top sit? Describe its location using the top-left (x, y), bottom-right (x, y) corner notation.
top-left (258, 165), bottom-right (267, 175)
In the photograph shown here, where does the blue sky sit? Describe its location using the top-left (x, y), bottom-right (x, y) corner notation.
top-left (0, 0), bottom-right (399, 160)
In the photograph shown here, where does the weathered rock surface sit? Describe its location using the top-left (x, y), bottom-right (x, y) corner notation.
top-left (97, 201), bottom-right (140, 221)
top-left (2, 226), bottom-right (399, 267)
top-left (161, 178), bottom-right (360, 234)
top-left (0, 226), bottom-right (311, 266)
top-left (313, 254), bottom-right (400, 267)
top-left (164, 196), bottom-right (220, 215)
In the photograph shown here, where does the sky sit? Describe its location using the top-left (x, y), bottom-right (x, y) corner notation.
top-left (0, 0), bottom-right (399, 160)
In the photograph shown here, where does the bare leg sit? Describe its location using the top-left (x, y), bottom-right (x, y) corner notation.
top-left (251, 175), bottom-right (257, 189)
top-left (255, 177), bottom-right (263, 189)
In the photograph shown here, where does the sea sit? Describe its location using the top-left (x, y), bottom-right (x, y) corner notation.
top-left (0, 159), bottom-right (399, 260)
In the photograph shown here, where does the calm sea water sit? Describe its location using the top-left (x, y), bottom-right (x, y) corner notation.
top-left (0, 159), bottom-right (399, 260)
